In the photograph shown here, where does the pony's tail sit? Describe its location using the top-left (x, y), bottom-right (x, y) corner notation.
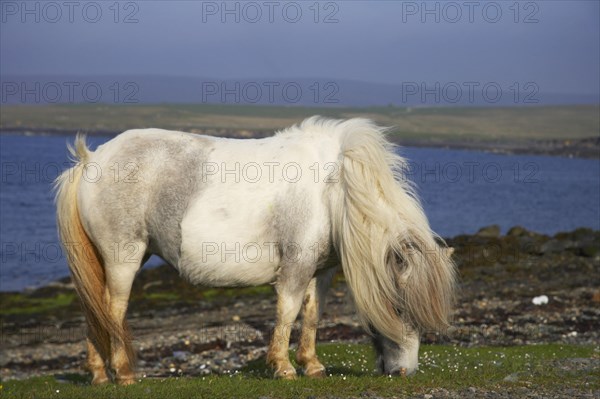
top-left (330, 119), bottom-right (456, 344)
top-left (54, 135), bottom-right (134, 365)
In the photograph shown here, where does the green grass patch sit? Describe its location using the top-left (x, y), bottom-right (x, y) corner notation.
top-left (0, 292), bottom-right (76, 316)
top-left (142, 292), bottom-right (180, 301)
top-left (135, 285), bottom-right (274, 304)
top-left (2, 344), bottom-right (598, 398)
top-left (0, 281), bottom-right (275, 319)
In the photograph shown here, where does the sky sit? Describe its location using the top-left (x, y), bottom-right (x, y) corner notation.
top-left (1, 0), bottom-right (599, 96)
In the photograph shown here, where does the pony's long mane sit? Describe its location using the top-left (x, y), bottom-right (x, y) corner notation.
top-left (301, 117), bottom-right (456, 344)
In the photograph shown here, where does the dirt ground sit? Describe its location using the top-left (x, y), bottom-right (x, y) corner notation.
top-left (1, 226), bottom-right (599, 397)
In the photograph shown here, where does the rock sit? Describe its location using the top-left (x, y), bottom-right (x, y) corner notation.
top-left (507, 226), bottom-right (529, 237)
top-left (571, 227), bottom-right (595, 242)
top-left (173, 351), bottom-right (190, 361)
top-left (540, 239), bottom-right (574, 254)
top-left (517, 236), bottom-right (545, 254)
top-left (476, 225), bottom-right (501, 238)
top-left (555, 229), bottom-right (599, 256)
top-left (580, 245), bottom-right (600, 258)
top-left (532, 295), bottom-right (549, 305)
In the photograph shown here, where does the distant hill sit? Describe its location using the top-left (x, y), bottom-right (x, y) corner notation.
top-left (1, 75), bottom-right (598, 107)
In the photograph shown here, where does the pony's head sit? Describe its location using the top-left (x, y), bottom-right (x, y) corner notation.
top-left (370, 245), bottom-right (455, 376)
top-left (371, 324), bottom-right (420, 376)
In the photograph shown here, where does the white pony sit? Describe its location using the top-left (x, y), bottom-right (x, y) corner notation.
top-left (54, 117), bottom-right (456, 385)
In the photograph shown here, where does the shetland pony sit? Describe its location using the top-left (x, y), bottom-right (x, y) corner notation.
top-left (54, 117), bottom-right (456, 385)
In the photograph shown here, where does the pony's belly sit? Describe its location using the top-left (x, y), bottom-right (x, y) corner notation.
top-left (177, 239), bottom-right (281, 287)
top-left (178, 176), bottom-right (286, 286)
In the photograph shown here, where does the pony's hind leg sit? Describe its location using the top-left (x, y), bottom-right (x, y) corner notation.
top-left (86, 338), bottom-right (109, 384)
top-left (296, 268), bottom-right (336, 378)
top-left (104, 244), bottom-right (146, 385)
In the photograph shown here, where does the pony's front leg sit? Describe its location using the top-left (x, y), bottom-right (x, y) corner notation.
top-left (267, 289), bottom-right (305, 379)
top-left (296, 268), bottom-right (336, 377)
top-left (267, 260), bottom-right (317, 381)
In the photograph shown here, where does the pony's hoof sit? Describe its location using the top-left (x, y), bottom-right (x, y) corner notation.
top-left (304, 366), bottom-right (326, 378)
top-left (116, 377), bottom-right (136, 386)
top-left (91, 376), bottom-right (109, 385)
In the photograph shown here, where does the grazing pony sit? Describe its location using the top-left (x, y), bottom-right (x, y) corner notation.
top-left (54, 117), bottom-right (456, 385)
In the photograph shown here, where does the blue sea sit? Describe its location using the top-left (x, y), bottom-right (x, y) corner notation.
top-left (1, 133), bottom-right (599, 291)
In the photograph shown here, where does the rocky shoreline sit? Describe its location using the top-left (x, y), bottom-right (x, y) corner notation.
top-left (1, 226), bottom-right (599, 383)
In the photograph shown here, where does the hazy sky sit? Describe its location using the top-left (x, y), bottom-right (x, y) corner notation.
top-left (1, 1), bottom-right (599, 95)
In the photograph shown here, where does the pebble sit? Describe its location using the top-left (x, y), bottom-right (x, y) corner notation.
top-left (532, 295), bottom-right (549, 305)
top-left (503, 373), bottom-right (519, 382)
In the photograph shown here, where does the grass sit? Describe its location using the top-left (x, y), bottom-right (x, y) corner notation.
top-left (0, 292), bottom-right (76, 316)
top-left (138, 288), bottom-right (273, 303)
top-left (0, 284), bottom-right (275, 320)
top-left (1, 344), bottom-right (598, 398)
top-left (1, 103), bottom-right (598, 142)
